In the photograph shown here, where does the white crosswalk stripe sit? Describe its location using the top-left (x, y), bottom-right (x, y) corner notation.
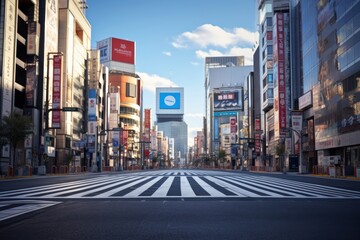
top-left (0, 200), bottom-right (60, 222)
top-left (0, 170), bottom-right (359, 199)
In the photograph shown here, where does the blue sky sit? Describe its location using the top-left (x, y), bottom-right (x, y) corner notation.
top-left (86, 0), bottom-right (259, 145)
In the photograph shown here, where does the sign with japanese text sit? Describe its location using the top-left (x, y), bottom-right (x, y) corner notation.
top-left (51, 55), bottom-right (62, 129)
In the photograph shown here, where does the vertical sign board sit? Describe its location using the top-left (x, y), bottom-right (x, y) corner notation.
top-left (2, 0), bottom-right (16, 120)
top-left (88, 89), bottom-right (97, 119)
top-left (230, 116), bottom-right (237, 144)
top-left (255, 118), bottom-right (261, 155)
top-left (230, 116), bottom-right (237, 158)
top-left (88, 89), bottom-right (97, 134)
top-left (144, 109), bottom-right (151, 157)
top-left (26, 65), bottom-right (37, 107)
top-left (113, 131), bottom-right (119, 155)
top-left (109, 90), bottom-right (119, 155)
top-left (277, 13), bottom-right (286, 134)
top-left (27, 21), bottom-right (39, 55)
top-left (291, 111), bottom-right (303, 153)
top-left (97, 38), bottom-right (110, 64)
top-left (51, 55), bottom-right (62, 128)
top-left (87, 89), bottom-right (97, 152)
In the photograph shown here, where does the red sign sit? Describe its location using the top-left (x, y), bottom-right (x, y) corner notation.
top-left (52, 55), bottom-right (62, 129)
top-left (144, 109), bottom-right (151, 141)
top-left (277, 13), bottom-right (286, 130)
top-left (111, 38), bottom-right (135, 64)
top-left (255, 118), bottom-right (261, 154)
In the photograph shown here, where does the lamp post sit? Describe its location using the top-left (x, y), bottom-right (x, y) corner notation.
top-left (41, 52), bottom-right (62, 175)
top-left (99, 130), bottom-right (107, 172)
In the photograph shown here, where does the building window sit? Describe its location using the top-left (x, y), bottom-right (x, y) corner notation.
top-left (75, 21), bottom-right (83, 43)
top-left (66, 136), bottom-right (71, 149)
top-left (126, 83), bottom-right (137, 98)
top-left (263, 63), bottom-right (266, 75)
top-left (268, 74), bottom-right (273, 83)
top-left (338, 41), bottom-right (360, 71)
top-left (266, 17), bottom-right (272, 27)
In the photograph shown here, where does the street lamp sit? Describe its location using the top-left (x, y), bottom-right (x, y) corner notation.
top-left (289, 109), bottom-right (304, 174)
top-left (99, 130), bottom-right (107, 172)
top-left (41, 52), bottom-right (63, 175)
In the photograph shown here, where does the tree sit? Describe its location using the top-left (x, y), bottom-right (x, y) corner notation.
top-left (0, 113), bottom-right (33, 170)
top-left (218, 150), bottom-right (227, 168)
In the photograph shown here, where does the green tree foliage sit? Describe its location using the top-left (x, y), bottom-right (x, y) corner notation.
top-left (218, 150), bottom-right (226, 160)
top-left (0, 113), bottom-right (33, 167)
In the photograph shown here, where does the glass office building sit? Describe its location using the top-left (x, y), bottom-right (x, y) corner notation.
top-left (301, 0), bottom-right (360, 176)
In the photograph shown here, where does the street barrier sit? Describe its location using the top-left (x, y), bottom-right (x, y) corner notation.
top-left (60, 165), bottom-right (68, 174)
top-left (7, 166), bottom-right (13, 177)
top-left (51, 165), bottom-right (57, 174)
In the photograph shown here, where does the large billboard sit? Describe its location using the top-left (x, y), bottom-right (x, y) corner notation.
top-left (156, 87), bottom-right (184, 115)
top-left (97, 38), bottom-right (135, 65)
top-left (111, 38), bottom-right (135, 64)
top-left (213, 89), bottom-right (243, 111)
top-left (159, 92), bottom-right (180, 109)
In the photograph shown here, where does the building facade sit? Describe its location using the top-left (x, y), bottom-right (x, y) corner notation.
top-left (97, 37), bottom-right (142, 169)
top-left (300, 0), bottom-right (360, 176)
top-left (204, 56), bottom-right (245, 156)
top-left (156, 87), bottom-right (188, 163)
top-left (207, 65), bottom-right (253, 166)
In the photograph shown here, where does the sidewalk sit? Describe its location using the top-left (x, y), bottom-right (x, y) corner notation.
top-left (246, 169), bottom-right (360, 181)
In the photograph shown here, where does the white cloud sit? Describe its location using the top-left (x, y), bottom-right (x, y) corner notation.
top-left (185, 113), bottom-right (203, 118)
top-left (137, 72), bottom-right (178, 93)
top-left (172, 24), bottom-right (258, 49)
top-left (173, 24), bottom-right (259, 66)
top-left (162, 51), bottom-right (172, 57)
top-left (195, 49), bottom-right (223, 59)
top-left (195, 47), bottom-right (255, 65)
top-left (227, 47), bottom-right (255, 65)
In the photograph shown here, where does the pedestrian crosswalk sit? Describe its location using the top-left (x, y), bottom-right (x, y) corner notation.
top-left (0, 200), bottom-right (60, 222)
top-left (1, 170), bottom-right (360, 200)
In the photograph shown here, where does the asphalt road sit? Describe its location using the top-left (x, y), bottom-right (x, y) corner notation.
top-left (0, 170), bottom-right (359, 240)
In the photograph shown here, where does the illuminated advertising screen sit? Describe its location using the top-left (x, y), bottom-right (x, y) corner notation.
top-left (159, 92), bottom-right (180, 109)
top-left (213, 89), bottom-right (243, 111)
top-left (111, 38), bottom-right (135, 64)
top-left (156, 87), bottom-right (184, 115)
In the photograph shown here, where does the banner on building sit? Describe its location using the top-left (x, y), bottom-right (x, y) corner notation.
top-left (255, 118), bottom-right (261, 155)
top-left (51, 55), bottom-right (62, 129)
top-left (213, 89), bottom-right (243, 111)
top-left (26, 64), bottom-right (37, 107)
top-left (291, 111), bottom-right (303, 151)
top-left (88, 89), bottom-right (97, 121)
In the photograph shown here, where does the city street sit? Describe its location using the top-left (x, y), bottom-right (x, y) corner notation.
top-left (0, 169), bottom-right (359, 240)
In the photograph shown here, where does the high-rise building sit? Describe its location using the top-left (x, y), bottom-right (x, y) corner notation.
top-left (257, 0), bottom-right (296, 171)
top-left (206, 65), bottom-right (253, 166)
top-left (299, 0), bottom-right (360, 177)
top-left (0, 0), bottom-right (41, 173)
top-left (204, 56), bottom-right (245, 156)
top-left (0, 0), bottom-right (97, 174)
top-left (97, 37), bottom-right (142, 169)
top-left (156, 87), bottom-right (188, 164)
